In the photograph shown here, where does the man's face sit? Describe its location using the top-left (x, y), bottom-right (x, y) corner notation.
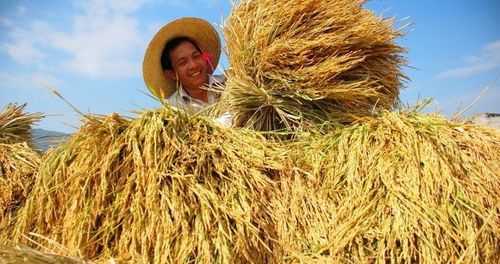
top-left (167, 40), bottom-right (209, 91)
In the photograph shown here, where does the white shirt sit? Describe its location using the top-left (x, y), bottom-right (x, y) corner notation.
top-left (165, 74), bottom-right (226, 113)
top-left (165, 74), bottom-right (232, 127)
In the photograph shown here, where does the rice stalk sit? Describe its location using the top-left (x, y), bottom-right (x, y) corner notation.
top-left (0, 243), bottom-right (94, 264)
top-left (0, 103), bottom-right (43, 236)
top-left (0, 103), bottom-right (43, 147)
top-left (218, 0), bottom-right (408, 131)
top-left (11, 108), bottom-right (287, 263)
top-left (271, 110), bottom-right (500, 263)
top-left (0, 143), bottom-right (41, 224)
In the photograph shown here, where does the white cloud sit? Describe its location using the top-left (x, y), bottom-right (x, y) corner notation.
top-left (16, 6), bottom-right (27, 16)
top-left (197, 0), bottom-right (217, 7)
top-left (0, 72), bottom-right (63, 91)
top-left (31, 72), bottom-right (64, 88)
top-left (436, 63), bottom-right (498, 79)
top-left (50, 14), bottom-right (147, 78)
top-left (165, 0), bottom-right (188, 7)
top-left (2, 41), bottom-right (46, 65)
top-left (76, 0), bottom-right (155, 14)
top-left (1, 20), bottom-right (55, 68)
top-left (0, 0), bottom-right (153, 79)
top-left (0, 18), bottom-right (13, 27)
top-left (437, 40), bottom-right (500, 79)
top-left (166, 0), bottom-right (216, 8)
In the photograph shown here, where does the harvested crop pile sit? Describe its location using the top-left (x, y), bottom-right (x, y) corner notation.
top-left (0, 103), bottom-right (42, 146)
top-left (270, 109), bottom-right (500, 263)
top-left (0, 104), bottom-right (42, 222)
top-left (0, 244), bottom-right (93, 264)
top-left (0, 143), bottom-right (41, 219)
top-left (220, 0), bottom-right (408, 131)
top-left (12, 108), bottom-right (286, 263)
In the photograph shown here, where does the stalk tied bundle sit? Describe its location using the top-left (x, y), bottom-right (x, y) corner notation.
top-left (272, 109), bottom-right (500, 263)
top-left (12, 108), bottom-right (287, 263)
top-left (219, 0), bottom-right (409, 131)
top-left (0, 103), bottom-right (42, 224)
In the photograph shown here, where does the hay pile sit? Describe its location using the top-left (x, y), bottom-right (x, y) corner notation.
top-left (0, 143), bottom-right (41, 219)
top-left (0, 104), bottom-right (42, 221)
top-left (0, 244), bottom-right (93, 264)
top-left (220, 0), bottom-right (407, 131)
top-left (5, 107), bottom-right (499, 263)
top-left (0, 103), bottom-right (41, 146)
top-left (269, 109), bottom-right (500, 263)
top-left (11, 108), bottom-right (286, 263)
top-left (3, 1), bottom-right (499, 263)
top-left (219, 1), bottom-right (500, 261)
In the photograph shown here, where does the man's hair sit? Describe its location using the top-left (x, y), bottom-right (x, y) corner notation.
top-left (160, 37), bottom-right (201, 71)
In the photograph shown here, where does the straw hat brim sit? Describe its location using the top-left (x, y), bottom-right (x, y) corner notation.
top-left (142, 17), bottom-right (221, 99)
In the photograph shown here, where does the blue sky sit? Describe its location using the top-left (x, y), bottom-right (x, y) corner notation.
top-left (0, 0), bottom-right (498, 133)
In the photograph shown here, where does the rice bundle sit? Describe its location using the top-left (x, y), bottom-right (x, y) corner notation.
top-left (270, 110), bottom-right (500, 263)
top-left (0, 103), bottom-right (42, 223)
top-left (0, 143), bottom-right (41, 219)
top-left (0, 244), bottom-right (93, 264)
top-left (220, 0), bottom-right (408, 131)
top-left (11, 108), bottom-right (286, 263)
top-left (0, 103), bottom-right (42, 146)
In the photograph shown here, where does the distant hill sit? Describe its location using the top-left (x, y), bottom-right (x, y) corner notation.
top-left (32, 128), bottom-right (69, 152)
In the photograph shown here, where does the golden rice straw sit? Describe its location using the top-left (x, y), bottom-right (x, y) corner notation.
top-left (0, 103), bottom-right (43, 146)
top-left (11, 108), bottom-right (286, 263)
top-left (0, 244), bottom-right (94, 264)
top-left (0, 103), bottom-right (42, 232)
top-left (218, 0), bottom-right (408, 131)
top-left (270, 109), bottom-right (500, 263)
top-left (0, 143), bottom-right (41, 220)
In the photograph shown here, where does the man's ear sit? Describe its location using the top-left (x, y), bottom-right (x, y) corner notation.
top-left (164, 69), bottom-right (176, 80)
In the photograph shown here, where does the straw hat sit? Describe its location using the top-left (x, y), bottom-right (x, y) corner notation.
top-left (142, 17), bottom-right (221, 99)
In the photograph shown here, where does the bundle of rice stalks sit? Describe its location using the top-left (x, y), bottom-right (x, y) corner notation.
top-left (0, 103), bottom-right (43, 146)
top-left (0, 142), bottom-right (41, 220)
top-left (0, 244), bottom-right (93, 264)
top-left (12, 108), bottom-right (287, 263)
top-left (0, 103), bottom-right (42, 225)
top-left (220, 0), bottom-right (408, 131)
top-left (270, 109), bottom-right (500, 263)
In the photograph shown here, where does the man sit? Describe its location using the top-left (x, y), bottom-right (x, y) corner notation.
top-left (142, 17), bottom-right (225, 113)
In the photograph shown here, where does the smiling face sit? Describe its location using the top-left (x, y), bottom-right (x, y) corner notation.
top-left (164, 40), bottom-right (209, 92)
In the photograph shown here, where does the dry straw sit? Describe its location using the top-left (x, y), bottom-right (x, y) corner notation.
top-left (0, 244), bottom-right (93, 264)
top-left (0, 103), bottom-right (42, 146)
top-left (0, 103), bottom-right (42, 226)
top-left (0, 143), bottom-right (41, 220)
top-left (11, 108), bottom-right (286, 263)
top-left (270, 109), bottom-right (500, 263)
top-left (218, 0), bottom-right (408, 131)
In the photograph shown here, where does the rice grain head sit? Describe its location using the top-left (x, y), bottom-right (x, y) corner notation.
top-left (0, 143), bottom-right (41, 223)
top-left (219, 0), bottom-right (408, 131)
top-left (0, 244), bottom-right (94, 264)
top-left (0, 103), bottom-right (43, 236)
top-left (12, 108), bottom-right (288, 263)
top-left (271, 110), bottom-right (500, 263)
top-left (0, 103), bottom-right (43, 147)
